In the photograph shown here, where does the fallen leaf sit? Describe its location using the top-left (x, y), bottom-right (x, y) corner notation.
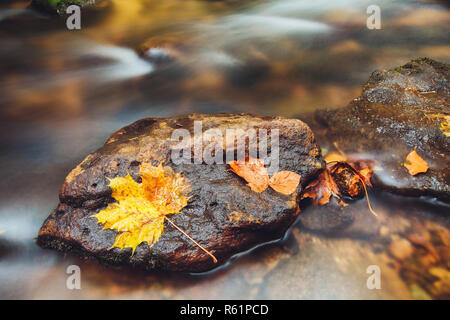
top-left (93, 163), bottom-right (191, 254)
top-left (301, 169), bottom-right (339, 206)
top-left (324, 143), bottom-right (374, 186)
top-left (404, 148), bottom-right (429, 175)
top-left (329, 162), bottom-right (363, 198)
top-left (269, 171), bottom-right (301, 195)
top-left (348, 159), bottom-right (374, 184)
top-left (426, 113), bottom-right (450, 137)
top-left (324, 151), bottom-right (347, 163)
top-left (302, 160), bottom-right (378, 216)
top-left (357, 167), bottom-right (373, 187)
top-left (91, 163), bottom-right (217, 262)
top-left (228, 156), bottom-right (269, 193)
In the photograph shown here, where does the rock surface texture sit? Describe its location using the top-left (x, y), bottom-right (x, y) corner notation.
top-left (37, 113), bottom-right (323, 272)
top-left (303, 58), bottom-right (450, 202)
top-left (32, 0), bottom-right (98, 14)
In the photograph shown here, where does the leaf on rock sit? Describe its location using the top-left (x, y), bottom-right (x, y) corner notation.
top-left (228, 156), bottom-right (301, 195)
top-left (269, 171), bottom-right (301, 195)
top-left (426, 113), bottom-right (450, 138)
top-left (228, 156), bottom-right (269, 193)
top-left (404, 148), bottom-right (429, 176)
top-left (92, 163), bottom-right (190, 254)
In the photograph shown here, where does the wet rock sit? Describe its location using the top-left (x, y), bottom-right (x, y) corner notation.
top-left (138, 34), bottom-right (187, 65)
top-left (299, 197), bottom-right (355, 232)
top-left (37, 113), bottom-right (323, 272)
top-left (32, 0), bottom-right (99, 15)
top-left (302, 58), bottom-right (450, 202)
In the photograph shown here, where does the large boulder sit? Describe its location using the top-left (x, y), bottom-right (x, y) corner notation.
top-left (303, 58), bottom-right (450, 203)
top-left (37, 113), bottom-right (323, 272)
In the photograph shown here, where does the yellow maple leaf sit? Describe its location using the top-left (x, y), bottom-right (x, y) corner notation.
top-left (92, 163), bottom-right (190, 254)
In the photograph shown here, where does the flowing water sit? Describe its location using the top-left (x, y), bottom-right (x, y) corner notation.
top-left (0, 0), bottom-right (449, 299)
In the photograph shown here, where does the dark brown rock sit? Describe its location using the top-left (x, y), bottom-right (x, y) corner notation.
top-left (32, 0), bottom-right (99, 15)
top-left (37, 113), bottom-right (323, 272)
top-left (302, 58), bottom-right (450, 203)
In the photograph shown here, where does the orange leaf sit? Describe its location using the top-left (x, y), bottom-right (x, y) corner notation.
top-left (329, 162), bottom-right (363, 198)
top-left (324, 151), bottom-right (347, 163)
top-left (269, 171), bottom-right (301, 195)
top-left (301, 169), bottom-right (340, 206)
top-left (404, 148), bottom-right (429, 176)
top-left (357, 167), bottom-right (373, 187)
top-left (345, 159), bottom-right (374, 187)
top-left (228, 156), bottom-right (269, 193)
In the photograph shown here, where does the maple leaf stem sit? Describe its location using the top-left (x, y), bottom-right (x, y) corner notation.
top-left (165, 216), bottom-right (218, 263)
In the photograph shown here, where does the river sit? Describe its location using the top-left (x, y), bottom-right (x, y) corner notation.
top-left (0, 0), bottom-right (449, 299)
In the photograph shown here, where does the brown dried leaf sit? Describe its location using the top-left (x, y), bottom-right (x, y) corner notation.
top-left (329, 162), bottom-right (363, 198)
top-left (357, 167), bottom-right (373, 187)
top-left (228, 156), bottom-right (269, 193)
top-left (301, 169), bottom-right (340, 206)
top-left (404, 148), bottom-right (429, 176)
top-left (324, 143), bottom-right (374, 186)
top-left (269, 171), bottom-right (301, 195)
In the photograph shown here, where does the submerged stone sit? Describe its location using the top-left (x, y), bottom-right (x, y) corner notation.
top-left (302, 58), bottom-right (450, 203)
top-left (37, 113), bottom-right (323, 272)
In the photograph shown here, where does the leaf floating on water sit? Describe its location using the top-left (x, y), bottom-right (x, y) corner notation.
top-left (228, 156), bottom-right (269, 193)
top-left (269, 171), bottom-right (301, 195)
top-left (404, 148), bottom-right (429, 176)
top-left (93, 163), bottom-right (217, 263)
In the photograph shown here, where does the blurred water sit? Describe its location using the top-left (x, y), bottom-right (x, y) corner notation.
top-left (0, 0), bottom-right (449, 299)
